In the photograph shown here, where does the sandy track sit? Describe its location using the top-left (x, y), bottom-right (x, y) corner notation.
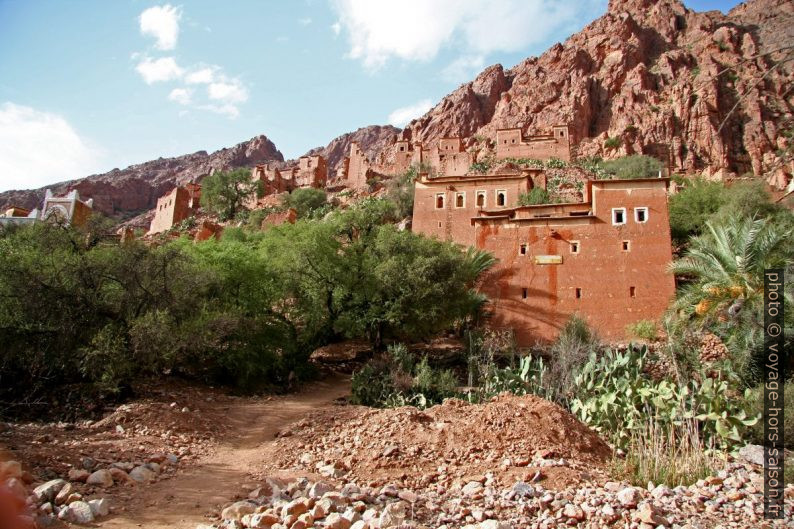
top-left (100, 374), bottom-right (350, 529)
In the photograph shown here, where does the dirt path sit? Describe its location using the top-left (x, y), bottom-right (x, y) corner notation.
top-left (100, 373), bottom-right (350, 529)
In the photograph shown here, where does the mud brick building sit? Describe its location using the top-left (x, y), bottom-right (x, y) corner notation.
top-left (412, 172), bottom-right (675, 344)
top-left (147, 183), bottom-right (201, 235)
top-left (495, 125), bottom-right (573, 162)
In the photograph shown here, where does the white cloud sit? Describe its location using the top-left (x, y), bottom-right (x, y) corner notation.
top-left (135, 56), bottom-right (184, 84)
top-left (298, 17), bottom-right (313, 25)
top-left (184, 67), bottom-right (216, 84)
top-left (208, 80), bottom-right (248, 104)
top-left (331, 0), bottom-right (604, 70)
top-left (139, 4), bottom-right (182, 50)
top-left (441, 55), bottom-right (485, 83)
top-left (168, 87), bottom-right (193, 105)
top-left (133, 6), bottom-right (248, 119)
top-left (0, 102), bottom-right (104, 192)
top-left (388, 99), bottom-right (433, 127)
top-left (331, 21), bottom-right (341, 36)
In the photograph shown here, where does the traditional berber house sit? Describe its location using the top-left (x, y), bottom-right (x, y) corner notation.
top-left (147, 183), bottom-right (201, 235)
top-left (0, 189), bottom-right (94, 228)
top-left (412, 170), bottom-right (675, 345)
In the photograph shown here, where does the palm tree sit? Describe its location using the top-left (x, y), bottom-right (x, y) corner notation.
top-left (668, 217), bottom-right (792, 382)
top-left (669, 217), bottom-right (791, 322)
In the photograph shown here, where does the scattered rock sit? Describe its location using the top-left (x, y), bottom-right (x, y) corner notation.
top-left (221, 501), bottom-right (257, 521)
top-left (88, 498), bottom-right (111, 517)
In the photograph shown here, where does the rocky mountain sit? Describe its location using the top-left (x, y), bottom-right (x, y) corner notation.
top-left (400, 0), bottom-right (793, 186)
top-left (0, 135), bottom-right (283, 219)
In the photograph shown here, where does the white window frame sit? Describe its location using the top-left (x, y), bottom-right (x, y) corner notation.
top-left (496, 189), bottom-right (507, 207)
top-left (435, 193), bottom-right (445, 209)
top-left (455, 192), bottom-right (466, 209)
top-left (519, 243), bottom-right (528, 256)
top-left (570, 240), bottom-right (580, 254)
top-left (634, 207), bottom-right (649, 223)
top-left (612, 207), bottom-right (627, 226)
top-left (476, 190), bottom-right (487, 208)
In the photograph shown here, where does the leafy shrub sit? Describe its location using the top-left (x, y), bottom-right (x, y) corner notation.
top-left (604, 137), bottom-right (621, 149)
top-left (351, 358), bottom-right (395, 407)
top-left (545, 315), bottom-right (601, 404)
top-left (570, 346), bottom-right (759, 450)
top-left (545, 158), bottom-right (567, 169)
top-left (483, 355), bottom-right (549, 399)
top-left (626, 320), bottom-right (658, 342)
top-left (668, 178), bottom-right (728, 244)
top-left (744, 379), bottom-right (794, 450)
top-left (282, 188), bottom-right (327, 219)
top-left (518, 188), bottom-right (552, 205)
top-left (599, 155), bottom-right (663, 180)
top-left (351, 345), bottom-right (459, 408)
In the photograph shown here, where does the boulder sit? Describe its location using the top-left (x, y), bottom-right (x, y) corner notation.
top-left (221, 501), bottom-right (257, 521)
top-left (86, 469), bottom-right (114, 488)
top-left (67, 469), bottom-right (90, 482)
top-left (616, 486), bottom-right (643, 507)
top-left (33, 479), bottom-right (67, 503)
top-left (129, 465), bottom-right (156, 482)
top-left (88, 498), bottom-right (111, 517)
top-left (739, 444), bottom-right (764, 466)
top-left (66, 501), bottom-right (94, 524)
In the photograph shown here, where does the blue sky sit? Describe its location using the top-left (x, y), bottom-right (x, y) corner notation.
top-left (0, 0), bottom-right (743, 192)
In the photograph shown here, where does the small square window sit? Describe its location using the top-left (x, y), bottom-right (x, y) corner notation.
top-left (435, 193), bottom-right (445, 209)
top-left (575, 287), bottom-right (582, 299)
top-left (519, 244), bottom-right (528, 256)
top-left (522, 287), bottom-right (528, 299)
top-left (622, 240), bottom-right (630, 252)
top-left (635, 207), bottom-right (648, 223)
top-left (455, 192), bottom-right (465, 208)
top-left (570, 241), bottom-right (580, 254)
top-left (612, 208), bottom-right (626, 225)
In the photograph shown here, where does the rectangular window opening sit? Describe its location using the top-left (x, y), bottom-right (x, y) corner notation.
top-left (476, 191), bottom-right (486, 207)
top-left (435, 193), bottom-right (445, 209)
top-left (635, 207), bottom-right (648, 223)
top-left (630, 286), bottom-right (636, 298)
top-left (622, 240), bottom-right (630, 251)
top-left (496, 190), bottom-right (507, 207)
top-left (575, 287), bottom-right (582, 299)
top-left (455, 192), bottom-right (465, 208)
top-left (519, 244), bottom-right (528, 256)
top-left (612, 208), bottom-right (626, 225)
top-left (522, 287), bottom-right (528, 299)
top-left (571, 241), bottom-right (580, 254)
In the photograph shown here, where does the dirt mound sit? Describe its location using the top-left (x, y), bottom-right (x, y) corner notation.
top-left (265, 393), bottom-right (611, 491)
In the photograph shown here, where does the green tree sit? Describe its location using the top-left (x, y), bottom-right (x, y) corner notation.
top-left (200, 168), bottom-right (262, 221)
top-left (668, 179), bottom-right (728, 245)
top-left (386, 166), bottom-right (418, 219)
top-left (282, 187), bottom-right (328, 219)
top-left (600, 155), bottom-right (663, 180)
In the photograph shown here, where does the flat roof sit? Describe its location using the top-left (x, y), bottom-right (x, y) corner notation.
top-left (419, 173), bottom-right (532, 184)
top-left (592, 177), bottom-right (670, 184)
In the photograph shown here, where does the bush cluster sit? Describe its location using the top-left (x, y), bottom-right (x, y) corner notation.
top-left (0, 198), bottom-right (495, 417)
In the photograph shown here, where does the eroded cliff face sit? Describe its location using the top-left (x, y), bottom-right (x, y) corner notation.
top-left (400, 0), bottom-right (793, 184)
top-left (0, 135), bottom-right (283, 218)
